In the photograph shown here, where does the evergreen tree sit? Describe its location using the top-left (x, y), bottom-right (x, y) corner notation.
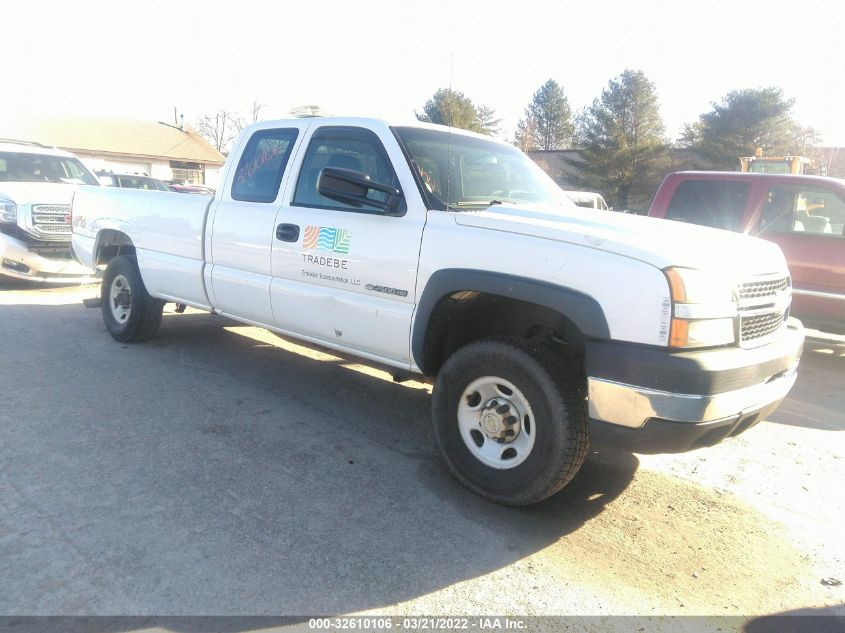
top-left (515, 79), bottom-right (574, 150)
top-left (416, 89), bottom-right (483, 133)
top-left (682, 88), bottom-right (816, 169)
top-left (569, 69), bottom-right (669, 210)
top-left (514, 117), bottom-right (538, 152)
top-left (476, 105), bottom-right (502, 137)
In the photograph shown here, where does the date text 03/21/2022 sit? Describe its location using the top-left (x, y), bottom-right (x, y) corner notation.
top-left (308, 616), bottom-right (527, 630)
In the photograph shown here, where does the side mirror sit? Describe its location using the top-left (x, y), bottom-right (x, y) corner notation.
top-left (317, 167), bottom-right (404, 216)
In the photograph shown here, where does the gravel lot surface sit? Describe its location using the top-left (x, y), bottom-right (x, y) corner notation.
top-left (1, 280), bottom-right (842, 630)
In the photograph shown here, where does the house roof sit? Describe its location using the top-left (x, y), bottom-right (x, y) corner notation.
top-left (0, 117), bottom-right (226, 165)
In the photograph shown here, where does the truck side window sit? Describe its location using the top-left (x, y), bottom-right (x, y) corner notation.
top-left (665, 180), bottom-right (750, 231)
top-left (761, 184), bottom-right (845, 237)
top-left (292, 126), bottom-right (402, 213)
top-left (231, 128), bottom-right (299, 203)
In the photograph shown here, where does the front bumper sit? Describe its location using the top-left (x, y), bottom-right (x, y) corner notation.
top-left (586, 320), bottom-right (804, 453)
top-left (0, 233), bottom-right (96, 283)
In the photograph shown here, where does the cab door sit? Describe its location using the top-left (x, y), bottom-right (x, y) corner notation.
top-left (268, 121), bottom-right (427, 365)
top-left (753, 181), bottom-right (845, 329)
top-left (207, 122), bottom-right (309, 325)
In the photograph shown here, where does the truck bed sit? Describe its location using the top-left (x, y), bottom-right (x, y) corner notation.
top-left (72, 187), bottom-right (214, 308)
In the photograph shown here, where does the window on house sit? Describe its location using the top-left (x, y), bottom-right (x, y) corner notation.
top-left (170, 160), bottom-right (206, 185)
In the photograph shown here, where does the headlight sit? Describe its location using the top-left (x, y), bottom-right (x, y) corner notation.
top-left (670, 317), bottom-right (736, 348)
top-left (665, 268), bottom-right (735, 305)
top-left (0, 199), bottom-right (16, 223)
top-left (665, 267), bottom-right (737, 348)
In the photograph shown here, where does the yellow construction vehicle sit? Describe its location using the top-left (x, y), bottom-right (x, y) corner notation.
top-left (739, 148), bottom-right (812, 175)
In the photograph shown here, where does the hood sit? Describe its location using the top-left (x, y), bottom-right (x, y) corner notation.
top-left (453, 204), bottom-right (788, 278)
top-left (0, 182), bottom-right (84, 206)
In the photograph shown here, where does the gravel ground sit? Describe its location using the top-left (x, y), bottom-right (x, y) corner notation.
top-left (0, 280), bottom-right (842, 630)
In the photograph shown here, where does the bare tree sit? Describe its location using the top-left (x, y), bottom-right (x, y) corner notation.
top-left (809, 145), bottom-right (842, 177)
top-left (195, 110), bottom-right (244, 154)
top-left (248, 100), bottom-right (266, 124)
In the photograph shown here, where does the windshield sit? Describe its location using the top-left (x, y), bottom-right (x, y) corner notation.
top-left (0, 151), bottom-right (98, 185)
top-left (748, 161), bottom-right (791, 174)
top-left (393, 127), bottom-right (574, 209)
top-left (117, 175), bottom-right (170, 191)
top-left (566, 192), bottom-right (609, 210)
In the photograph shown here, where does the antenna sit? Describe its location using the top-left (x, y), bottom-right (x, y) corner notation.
top-left (445, 51), bottom-right (453, 209)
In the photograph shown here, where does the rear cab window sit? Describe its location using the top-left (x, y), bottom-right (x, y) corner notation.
top-left (118, 176), bottom-right (158, 190)
top-left (760, 183), bottom-right (845, 238)
top-left (232, 129), bottom-right (299, 203)
top-left (665, 179), bottom-right (750, 231)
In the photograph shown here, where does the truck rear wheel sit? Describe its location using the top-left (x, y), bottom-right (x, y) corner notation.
top-left (101, 255), bottom-right (164, 343)
top-left (431, 337), bottom-right (589, 506)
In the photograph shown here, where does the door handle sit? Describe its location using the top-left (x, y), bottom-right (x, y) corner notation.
top-left (276, 223), bottom-right (300, 242)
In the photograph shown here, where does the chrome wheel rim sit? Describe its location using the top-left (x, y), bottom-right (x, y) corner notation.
top-left (109, 274), bottom-right (132, 324)
top-left (457, 376), bottom-right (536, 469)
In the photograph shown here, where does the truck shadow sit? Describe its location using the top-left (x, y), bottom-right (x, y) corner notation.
top-left (0, 305), bottom-right (820, 616)
top-left (743, 604), bottom-right (845, 632)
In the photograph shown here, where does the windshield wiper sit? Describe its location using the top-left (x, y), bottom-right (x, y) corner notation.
top-left (454, 199), bottom-right (516, 207)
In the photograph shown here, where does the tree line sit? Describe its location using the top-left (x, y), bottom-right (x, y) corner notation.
top-left (195, 72), bottom-right (834, 211)
top-left (413, 72), bottom-right (829, 210)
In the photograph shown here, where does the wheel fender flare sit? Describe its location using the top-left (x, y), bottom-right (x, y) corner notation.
top-left (412, 269), bottom-right (610, 366)
top-left (92, 223), bottom-right (135, 263)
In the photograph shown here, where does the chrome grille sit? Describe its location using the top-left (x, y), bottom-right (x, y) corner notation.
top-left (32, 204), bottom-right (71, 237)
top-left (738, 278), bottom-right (789, 302)
top-left (32, 224), bottom-right (70, 234)
top-left (741, 311), bottom-right (787, 341)
top-left (737, 274), bottom-right (790, 347)
top-left (32, 213), bottom-right (67, 223)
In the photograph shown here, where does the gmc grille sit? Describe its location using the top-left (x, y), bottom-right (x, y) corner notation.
top-left (32, 205), bottom-right (71, 237)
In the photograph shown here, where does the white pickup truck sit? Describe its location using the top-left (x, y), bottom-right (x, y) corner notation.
top-left (0, 140), bottom-right (97, 282)
top-left (72, 117), bottom-right (804, 505)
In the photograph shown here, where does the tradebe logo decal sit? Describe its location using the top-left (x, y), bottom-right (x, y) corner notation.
top-left (303, 225), bottom-right (351, 255)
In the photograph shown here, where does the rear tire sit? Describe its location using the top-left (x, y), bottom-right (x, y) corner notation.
top-left (431, 337), bottom-right (589, 506)
top-left (101, 255), bottom-right (164, 343)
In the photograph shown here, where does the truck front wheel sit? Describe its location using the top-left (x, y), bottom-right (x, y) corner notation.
top-left (431, 338), bottom-right (589, 506)
top-left (101, 255), bottom-right (164, 343)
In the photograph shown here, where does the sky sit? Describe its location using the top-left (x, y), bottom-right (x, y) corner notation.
top-left (5, 0), bottom-right (845, 145)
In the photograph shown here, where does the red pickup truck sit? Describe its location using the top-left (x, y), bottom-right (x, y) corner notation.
top-left (649, 171), bottom-right (845, 333)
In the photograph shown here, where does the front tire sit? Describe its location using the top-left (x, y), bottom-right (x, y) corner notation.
top-left (431, 338), bottom-right (589, 506)
top-left (101, 255), bottom-right (164, 343)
